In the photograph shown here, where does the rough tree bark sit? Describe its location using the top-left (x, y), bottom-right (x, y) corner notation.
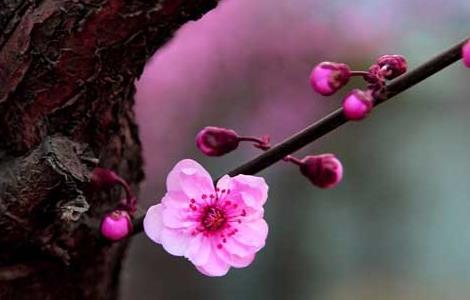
top-left (0, 1), bottom-right (219, 299)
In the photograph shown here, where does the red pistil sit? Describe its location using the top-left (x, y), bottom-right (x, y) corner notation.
top-left (202, 206), bottom-right (226, 232)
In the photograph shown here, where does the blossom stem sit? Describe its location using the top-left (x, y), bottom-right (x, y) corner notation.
top-left (111, 176), bottom-right (136, 213)
top-left (238, 136), bottom-right (265, 144)
top-left (111, 174), bottom-right (136, 213)
top-left (129, 37), bottom-right (467, 235)
top-left (283, 155), bottom-right (303, 166)
top-left (238, 136), bottom-right (271, 150)
top-left (349, 70), bottom-right (369, 77)
top-left (115, 177), bottom-right (134, 203)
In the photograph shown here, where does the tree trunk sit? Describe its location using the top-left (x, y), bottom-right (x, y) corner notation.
top-left (0, 1), bottom-right (219, 299)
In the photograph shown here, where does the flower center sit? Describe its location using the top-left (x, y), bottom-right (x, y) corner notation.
top-left (202, 206), bottom-right (226, 232)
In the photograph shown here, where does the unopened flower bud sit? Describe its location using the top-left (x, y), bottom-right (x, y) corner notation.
top-left (342, 89), bottom-right (374, 121)
top-left (100, 210), bottom-right (133, 241)
top-left (300, 154), bottom-right (343, 189)
top-left (196, 126), bottom-right (240, 156)
top-left (310, 62), bottom-right (351, 96)
top-left (463, 40), bottom-right (470, 68)
top-left (364, 64), bottom-right (384, 84)
top-left (376, 54), bottom-right (407, 80)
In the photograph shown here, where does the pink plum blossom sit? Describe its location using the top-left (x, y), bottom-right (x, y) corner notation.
top-left (144, 159), bottom-right (269, 277)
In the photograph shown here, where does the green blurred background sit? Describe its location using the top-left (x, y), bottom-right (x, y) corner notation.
top-left (122, 0), bottom-right (470, 299)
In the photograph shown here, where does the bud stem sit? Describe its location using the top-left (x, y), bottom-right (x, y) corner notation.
top-left (115, 176), bottom-right (133, 202)
top-left (91, 168), bottom-right (137, 214)
top-left (238, 136), bottom-right (266, 144)
top-left (283, 155), bottom-right (303, 166)
top-left (106, 175), bottom-right (136, 213)
top-left (349, 71), bottom-right (369, 77)
top-left (238, 136), bottom-right (271, 150)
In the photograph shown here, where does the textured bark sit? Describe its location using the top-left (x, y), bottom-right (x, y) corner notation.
top-left (0, 0), bottom-right (219, 299)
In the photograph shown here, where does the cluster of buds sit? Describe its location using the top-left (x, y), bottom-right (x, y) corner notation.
top-left (196, 127), bottom-right (343, 188)
top-left (310, 54), bottom-right (408, 120)
top-left (90, 168), bottom-right (136, 241)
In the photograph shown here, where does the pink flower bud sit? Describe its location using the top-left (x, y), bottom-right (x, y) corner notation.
top-left (376, 54), bottom-right (407, 80)
top-left (100, 210), bottom-right (133, 241)
top-left (342, 89), bottom-right (374, 121)
top-left (299, 154), bottom-right (343, 189)
top-left (196, 126), bottom-right (240, 156)
top-left (310, 62), bottom-right (351, 96)
top-left (463, 40), bottom-right (470, 68)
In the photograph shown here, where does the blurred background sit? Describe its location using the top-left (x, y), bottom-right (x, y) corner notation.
top-left (122, 0), bottom-right (470, 299)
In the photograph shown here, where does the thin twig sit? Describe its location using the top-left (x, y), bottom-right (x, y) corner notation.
top-left (130, 37), bottom-right (467, 236)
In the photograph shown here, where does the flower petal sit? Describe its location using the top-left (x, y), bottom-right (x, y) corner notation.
top-left (219, 235), bottom-right (255, 257)
top-left (166, 159), bottom-right (214, 201)
top-left (233, 218), bottom-right (269, 250)
top-left (195, 243), bottom-right (231, 277)
top-left (215, 175), bottom-right (231, 192)
top-left (143, 204), bottom-right (164, 244)
top-left (227, 175), bottom-right (269, 208)
top-left (160, 228), bottom-right (191, 256)
top-left (161, 191), bottom-right (192, 209)
top-left (230, 253), bottom-right (256, 268)
top-left (162, 206), bottom-right (197, 229)
top-left (217, 250), bottom-right (256, 268)
top-left (185, 234), bottom-right (211, 266)
top-left (215, 236), bottom-right (258, 268)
